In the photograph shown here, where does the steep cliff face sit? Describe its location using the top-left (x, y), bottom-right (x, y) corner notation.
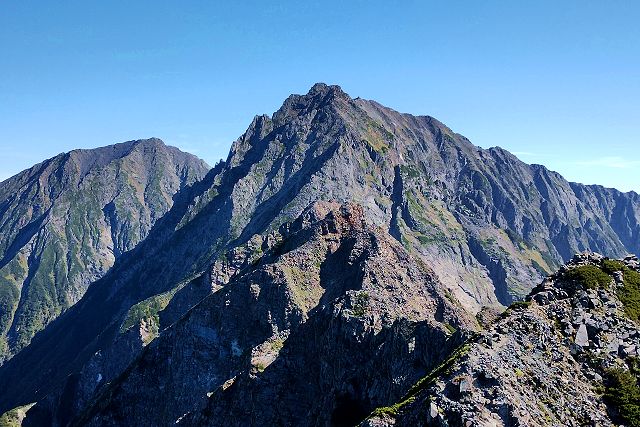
top-left (0, 84), bottom-right (638, 421)
top-left (29, 203), bottom-right (475, 426)
top-left (364, 253), bottom-right (640, 427)
top-left (208, 83), bottom-right (640, 310)
top-left (0, 139), bottom-right (209, 361)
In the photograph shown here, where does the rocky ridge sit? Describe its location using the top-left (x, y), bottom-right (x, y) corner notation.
top-left (26, 202), bottom-right (477, 426)
top-left (364, 253), bottom-right (640, 426)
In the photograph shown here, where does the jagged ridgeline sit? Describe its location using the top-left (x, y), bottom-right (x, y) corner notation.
top-left (0, 84), bottom-right (638, 426)
top-left (0, 139), bottom-right (209, 362)
top-left (364, 253), bottom-right (640, 427)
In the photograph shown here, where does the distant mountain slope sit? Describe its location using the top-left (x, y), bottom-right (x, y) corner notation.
top-left (0, 139), bottom-right (209, 362)
top-left (0, 84), bottom-right (638, 418)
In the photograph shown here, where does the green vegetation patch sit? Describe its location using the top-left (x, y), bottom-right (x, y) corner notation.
top-left (352, 291), bottom-right (370, 317)
top-left (499, 300), bottom-right (532, 319)
top-left (591, 260), bottom-right (640, 323)
top-left (602, 259), bottom-right (626, 274)
top-left (564, 265), bottom-right (611, 290)
top-left (0, 403), bottom-right (35, 427)
top-left (362, 118), bottom-right (393, 154)
top-left (120, 288), bottom-right (178, 333)
top-left (444, 323), bottom-right (457, 335)
top-left (509, 300), bottom-right (532, 310)
top-left (281, 263), bottom-right (323, 313)
top-left (604, 360), bottom-right (640, 427)
top-left (619, 269), bottom-right (640, 323)
top-left (530, 259), bottom-right (548, 275)
top-left (270, 338), bottom-right (285, 353)
top-left (399, 164), bottom-right (420, 179)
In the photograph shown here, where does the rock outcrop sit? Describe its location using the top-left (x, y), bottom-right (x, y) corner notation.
top-left (365, 253), bottom-right (640, 426)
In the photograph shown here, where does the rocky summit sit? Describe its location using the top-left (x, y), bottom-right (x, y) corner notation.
top-left (0, 84), bottom-right (638, 426)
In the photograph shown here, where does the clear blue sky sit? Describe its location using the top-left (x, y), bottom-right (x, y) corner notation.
top-left (1, 1), bottom-right (638, 192)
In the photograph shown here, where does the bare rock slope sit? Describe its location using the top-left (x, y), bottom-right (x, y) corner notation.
top-left (37, 202), bottom-right (474, 426)
top-left (364, 253), bottom-right (640, 426)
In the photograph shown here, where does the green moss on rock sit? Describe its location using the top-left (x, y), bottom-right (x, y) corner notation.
top-left (619, 269), bottom-right (640, 323)
top-left (564, 265), bottom-right (611, 289)
top-left (604, 363), bottom-right (640, 427)
top-left (121, 289), bottom-right (177, 333)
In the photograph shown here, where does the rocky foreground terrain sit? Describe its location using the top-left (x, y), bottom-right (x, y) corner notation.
top-left (364, 253), bottom-right (640, 426)
top-left (0, 84), bottom-right (638, 425)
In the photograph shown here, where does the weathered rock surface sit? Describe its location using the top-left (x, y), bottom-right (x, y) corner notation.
top-left (364, 253), bottom-right (640, 426)
top-left (28, 202), bottom-right (475, 426)
top-left (0, 84), bottom-right (639, 424)
top-left (0, 139), bottom-right (209, 362)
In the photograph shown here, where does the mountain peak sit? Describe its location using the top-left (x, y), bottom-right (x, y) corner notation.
top-left (65, 138), bottom-right (194, 179)
top-left (307, 82), bottom-right (346, 97)
top-left (272, 83), bottom-right (351, 126)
